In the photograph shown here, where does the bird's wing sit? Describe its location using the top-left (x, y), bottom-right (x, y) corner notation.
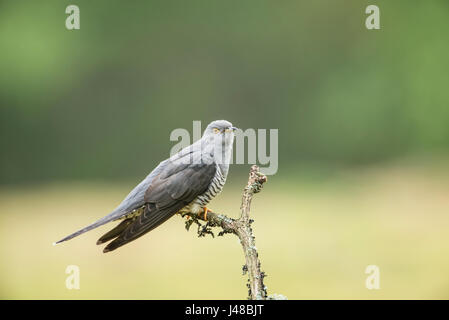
top-left (102, 160), bottom-right (216, 252)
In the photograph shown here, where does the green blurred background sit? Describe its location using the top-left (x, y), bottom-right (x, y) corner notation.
top-left (1, 0), bottom-right (449, 299)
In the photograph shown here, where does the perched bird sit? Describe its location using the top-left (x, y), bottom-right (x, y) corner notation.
top-left (55, 120), bottom-right (237, 252)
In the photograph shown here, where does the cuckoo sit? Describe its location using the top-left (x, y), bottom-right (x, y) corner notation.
top-left (54, 120), bottom-right (237, 252)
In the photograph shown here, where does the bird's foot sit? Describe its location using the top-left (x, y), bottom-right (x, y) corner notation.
top-left (203, 207), bottom-right (210, 221)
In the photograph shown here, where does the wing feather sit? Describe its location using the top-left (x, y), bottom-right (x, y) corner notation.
top-left (103, 161), bottom-right (216, 252)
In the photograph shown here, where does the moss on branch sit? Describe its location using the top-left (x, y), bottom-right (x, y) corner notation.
top-left (183, 165), bottom-right (278, 300)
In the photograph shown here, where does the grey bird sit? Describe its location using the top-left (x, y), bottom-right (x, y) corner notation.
top-left (54, 120), bottom-right (237, 253)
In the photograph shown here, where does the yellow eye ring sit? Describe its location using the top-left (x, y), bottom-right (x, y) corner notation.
top-left (213, 128), bottom-right (220, 134)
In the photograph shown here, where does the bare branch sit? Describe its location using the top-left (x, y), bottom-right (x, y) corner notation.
top-left (184, 165), bottom-right (269, 300)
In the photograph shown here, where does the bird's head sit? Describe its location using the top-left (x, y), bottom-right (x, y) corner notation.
top-left (204, 120), bottom-right (237, 143)
top-left (202, 120), bottom-right (237, 161)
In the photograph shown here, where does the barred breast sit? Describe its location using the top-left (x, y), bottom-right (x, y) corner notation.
top-left (183, 164), bottom-right (227, 214)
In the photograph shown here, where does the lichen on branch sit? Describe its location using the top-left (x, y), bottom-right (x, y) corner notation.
top-left (183, 165), bottom-right (274, 300)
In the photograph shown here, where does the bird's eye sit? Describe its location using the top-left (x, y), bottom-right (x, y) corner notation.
top-left (213, 128), bottom-right (220, 134)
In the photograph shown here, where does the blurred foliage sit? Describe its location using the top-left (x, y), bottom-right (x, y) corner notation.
top-left (1, 1), bottom-right (449, 300)
top-left (1, 0), bottom-right (449, 185)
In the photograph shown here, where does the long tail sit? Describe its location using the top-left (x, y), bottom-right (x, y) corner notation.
top-left (53, 210), bottom-right (125, 245)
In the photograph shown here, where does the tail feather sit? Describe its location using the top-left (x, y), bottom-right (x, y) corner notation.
top-left (54, 210), bottom-right (125, 244)
top-left (96, 218), bottom-right (134, 245)
top-left (102, 203), bottom-right (178, 253)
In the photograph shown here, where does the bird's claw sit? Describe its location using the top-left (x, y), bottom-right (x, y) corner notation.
top-left (203, 207), bottom-right (209, 221)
